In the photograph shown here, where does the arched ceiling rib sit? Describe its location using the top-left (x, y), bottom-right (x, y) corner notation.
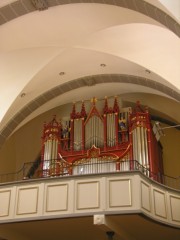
top-left (0, 0), bottom-right (179, 37)
top-left (0, 74), bottom-right (179, 148)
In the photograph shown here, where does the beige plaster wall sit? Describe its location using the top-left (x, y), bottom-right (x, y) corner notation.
top-left (160, 126), bottom-right (180, 177)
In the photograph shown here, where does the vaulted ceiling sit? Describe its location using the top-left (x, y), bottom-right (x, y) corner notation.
top-left (0, 0), bottom-right (179, 148)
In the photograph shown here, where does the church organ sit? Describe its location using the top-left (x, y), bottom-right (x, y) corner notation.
top-left (40, 97), bottom-right (163, 179)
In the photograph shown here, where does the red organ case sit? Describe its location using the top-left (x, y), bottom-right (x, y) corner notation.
top-left (40, 97), bottom-right (163, 180)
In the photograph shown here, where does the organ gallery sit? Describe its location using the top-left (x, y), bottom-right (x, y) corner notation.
top-left (39, 97), bottom-right (163, 180)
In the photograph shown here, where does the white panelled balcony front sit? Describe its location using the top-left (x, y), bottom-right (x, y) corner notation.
top-left (0, 172), bottom-right (179, 229)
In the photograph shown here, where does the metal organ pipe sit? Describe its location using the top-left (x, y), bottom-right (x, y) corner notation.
top-left (109, 114), bottom-right (112, 147)
top-left (47, 141), bottom-right (50, 161)
top-left (107, 114), bottom-right (116, 147)
top-left (96, 118), bottom-right (98, 146)
top-left (99, 117), bottom-right (103, 147)
top-left (98, 117), bottom-right (101, 146)
top-left (43, 141), bottom-right (47, 161)
top-left (85, 119), bottom-right (90, 149)
top-left (43, 139), bottom-right (52, 175)
top-left (137, 127), bottom-right (142, 165)
top-left (44, 141), bottom-right (47, 161)
top-left (144, 129), bottom-right (149, 167)
top-left (97, 117), bottom-right (100, 146)
top-left (91, 116), bottom-right (93, 147)
top-left (74, 119), bottom-right (82, 151)
top-left (85, 119), bottom-right (89, 149)
top-left (132, 128), bottom-right (137, 161)
top-left (51, 138), bottom-right (55, 160)
top-left (43, 141), bottom-right (49, 172)
top-left (90, 117), bottom-right (93, 147)
top-left (112, 114), bottom-right (116, 146)
top-left (107, 115), bottom-right (109, 147)
top-left (53, 139), bottom-right (58, 159)
top-left (98, 117), bottom-right (104, 148)
top-left (132, 124), bottom-right (150, 174)
top-left (111, 114), bottom-right (113, 146)
top-left (93, 116), bottom-right (96, 146)
top-left (98, 118), bottom-right (100, 146)
top-left (141, 127), bottom-right (146, 166)
top-left (107, 114), bottom-right (110, 146)
top-left (92, 117), bottom-right (94, 146)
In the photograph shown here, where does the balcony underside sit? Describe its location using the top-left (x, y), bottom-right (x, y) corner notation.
top-left (0, 214), bottom-right (180, 240)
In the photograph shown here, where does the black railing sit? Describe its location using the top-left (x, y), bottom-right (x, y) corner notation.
top-left (0, 166), bottom-right (25, 183)
top-left (0, 160), bottom-right (179, 190)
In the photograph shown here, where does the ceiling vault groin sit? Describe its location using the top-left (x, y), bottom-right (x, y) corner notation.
top-left (0, 73), bottom-right (179, 149)
top-left (0, 0), bottom-right (179, 37)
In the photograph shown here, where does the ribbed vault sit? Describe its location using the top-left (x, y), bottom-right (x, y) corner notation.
top-left (0, 73), bottom-right (179, 148)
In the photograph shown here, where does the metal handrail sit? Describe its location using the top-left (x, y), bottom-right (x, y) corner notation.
top-left (0, 165), bottom-right (25, 183)
top-left (0, 160), bottom-right (179, 190)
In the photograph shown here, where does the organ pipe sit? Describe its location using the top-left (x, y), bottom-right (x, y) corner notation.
top-left (141, 127), bottom-right (146, 166)
top-left (132, 126), bottom-right (150, 169)
top-left (74, 119), bottom-right (82, 151)
top-left (144, 129), bottom-right (149, 167)
top-left (107, 114), bottom-right (116, 147)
